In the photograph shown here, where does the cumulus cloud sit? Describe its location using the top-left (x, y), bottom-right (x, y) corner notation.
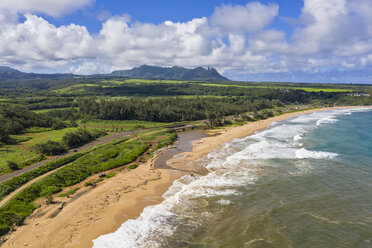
top-left (0, 14), bottom-right (93, 65)
top-left (210, 2), bottom-right (278, 34)
top-left (0, 0), bottom-right (372, 82)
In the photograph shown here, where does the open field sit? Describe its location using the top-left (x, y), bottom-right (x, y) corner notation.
top-left (81, 120), bottom-right (179, 131)
top-left (104, 79), bottom-right (192, 84)
top-left (33, 107), bottom-right (78, 114)
top-left (198, 83), bottom-right (353, 92)
top-left (0, 147), bottom-right (42, 174)
top-left (51, 78), bottom-right (358, 95)
top-left (52, 84), bottom-right (101, 94)
top-left (21, 127), bottom-right (81, 148)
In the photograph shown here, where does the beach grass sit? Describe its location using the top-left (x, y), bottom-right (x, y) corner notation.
top-left (58, 187), bottom-right (80, 197)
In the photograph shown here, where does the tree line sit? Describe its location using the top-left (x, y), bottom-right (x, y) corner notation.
top-left (78, 97), bottom-right (284, 122)
top-left (0, 105), bottom-right (64, 144)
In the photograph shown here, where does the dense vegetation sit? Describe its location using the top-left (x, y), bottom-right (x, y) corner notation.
top-left (34, 141), bottom-right (67, 156)
top-left (78, 97), bottom-right (284, 122)
top-left (61, 128), bottom-right (106, 149)
top-left (0, 105), bottom-right (64, 144)
top-left (0, 153), bottom-right (86, 202)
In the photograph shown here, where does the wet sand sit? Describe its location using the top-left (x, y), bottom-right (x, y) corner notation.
top-left (2, 106), bottom-right (370, 248)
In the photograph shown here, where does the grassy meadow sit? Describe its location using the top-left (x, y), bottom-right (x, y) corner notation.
top-left (0, 147), bottom-right (43, 174)
top-left (21, 127), bottom-right (81, 148)
top-left (81, 120), bottom-right (178, 131)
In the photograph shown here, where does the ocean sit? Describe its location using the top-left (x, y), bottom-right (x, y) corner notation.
top-left (93, 108), bottom-right (372, 248)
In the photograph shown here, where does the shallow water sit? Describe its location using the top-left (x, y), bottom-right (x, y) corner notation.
top-left (153, 129), bottom-right (208, 169)
top-left (93, 108), bottom-right (372, 248)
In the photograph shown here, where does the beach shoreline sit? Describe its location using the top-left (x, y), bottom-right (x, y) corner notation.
top-left (2, 106), bottom-right (371, 248)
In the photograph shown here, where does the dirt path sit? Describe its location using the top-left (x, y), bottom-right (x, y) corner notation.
top-left (0, 165), bottom-right (65, 208)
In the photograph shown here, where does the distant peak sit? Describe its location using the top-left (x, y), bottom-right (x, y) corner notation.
top-left (109, 65), bottom-right (229, 81)
top-left (0, 66), bottom-right (21, 73)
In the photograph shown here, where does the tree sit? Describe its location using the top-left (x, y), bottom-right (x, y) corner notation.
top-left (34, 141), bottom-right (67, 156)
top-left (7, 161), bottom-right (19, 171)
top-left (52, 121), bottom-right (65, 130)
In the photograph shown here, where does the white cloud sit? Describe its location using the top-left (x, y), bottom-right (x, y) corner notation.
top-left (249, 29), bottom-right (288, 53)
top-left (0, 14), bottom-right (93, 64)
top-left (0, 0), bottom-right (371, 82)
top-left (0, 0), bottom-right (94, 17)
top-left (210, 2), bottom-right (279, 34)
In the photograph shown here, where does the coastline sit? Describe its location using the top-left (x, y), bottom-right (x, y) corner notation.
top-left (2, 106), bottom-right (371, 248)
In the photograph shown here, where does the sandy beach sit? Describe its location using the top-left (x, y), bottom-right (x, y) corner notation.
top-left (2, 106), bottom-right (369, 248)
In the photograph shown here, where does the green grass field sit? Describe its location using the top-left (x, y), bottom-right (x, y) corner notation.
top-left (104, 79), bottom-right (193, 84)
top-left (81, 120), bottom-right (176, 131)
top-left (33, 107), bottom-right (78, 114)
top-left (21, 127), bottom-right (81, 148)
top-left (53, 79), bottom-right (354, 95)
top-left (138, 129), bottom-right (169, 141)
top-left (0, 147), bottom-right (42, 173)
top-left (198, 83), bottom-right (352, 92)
top-left (53, 84), bottom-right (101, 94)
top-left (103, 79), bottom-right (355, 93)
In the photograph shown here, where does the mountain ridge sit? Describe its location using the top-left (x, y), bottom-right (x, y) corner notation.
top-left (109, 65), bottom-right (229, 81)
top-left (0, 65), bottom-right (230, 81)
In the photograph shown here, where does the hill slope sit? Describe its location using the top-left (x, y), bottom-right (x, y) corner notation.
top-left (109, 65), bottom-right (229, 81)
top-left (0, 66), bottom-right (26, 80)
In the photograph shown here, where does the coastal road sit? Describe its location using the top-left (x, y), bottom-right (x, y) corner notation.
top-left (0, 122), bottom-right (199, 183)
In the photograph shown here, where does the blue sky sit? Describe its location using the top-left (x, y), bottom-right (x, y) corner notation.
top-left (43, 0), bottom-right (303, 33)
top-left (1, 0), bottom-right (372, 83)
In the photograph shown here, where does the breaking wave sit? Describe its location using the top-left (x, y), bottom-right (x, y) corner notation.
top-left (93, 108), bottom-right (369, 248)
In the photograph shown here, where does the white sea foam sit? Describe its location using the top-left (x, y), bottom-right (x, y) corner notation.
top-left (93, 167), bottom-right (254, 247)
top-left (296, 148), bottom-right (337, 159)
top-left (316, 116), bottom-right (338, 126)
top-left (93, 109), bottom-right (370, 247)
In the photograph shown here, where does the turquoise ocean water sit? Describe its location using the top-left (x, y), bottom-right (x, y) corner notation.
top-left (93, 108), bottom-right (372, 248)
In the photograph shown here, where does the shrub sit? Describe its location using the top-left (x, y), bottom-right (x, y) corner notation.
top-left (45, 194), bottom-right (54, 204)
top-left (58, 187), bottom-right (79, 197)
top-left (128, 164), bottom-right (138, 170)
top-left (106, 172), bottom-right (117, 178)
top-left (84, 181), bottom-right (94, 187)
top-left (7, 161), bottom-right (19, 171)
top-left (34, 140), bottom-right (67, 156)
top-left (51, 122), bottom-right (65, 130)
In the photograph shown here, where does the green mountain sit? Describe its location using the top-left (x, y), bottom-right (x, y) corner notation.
top-left (0, 66), bottom-right (25, 80)
top-left (0, 66), bottom-right (75, 81)
top-left (109, 65), bottom-right (229, 81)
